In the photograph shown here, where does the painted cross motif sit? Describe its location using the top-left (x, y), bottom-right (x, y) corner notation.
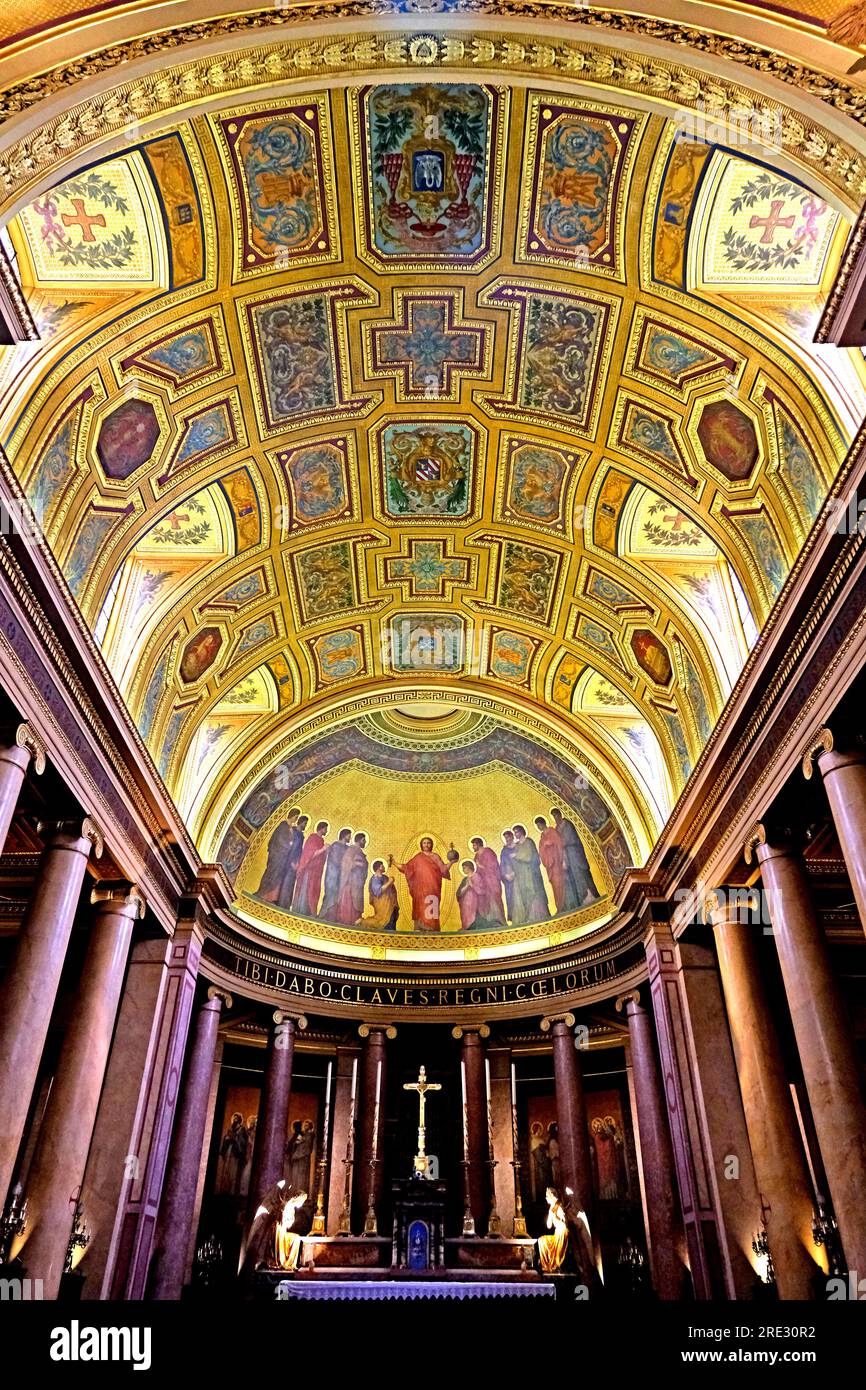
top-left (382, 537), bottom-right (472, 599)
top-left (61, 199), bottom-right (107, 242)
top-left (365, 289), bottom-right (490, 404)
top-left (748, 199), bottom-right (795, 244)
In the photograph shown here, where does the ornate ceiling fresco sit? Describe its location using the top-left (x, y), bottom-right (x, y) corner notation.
top-left (1, 3), bottom-right (865, 960)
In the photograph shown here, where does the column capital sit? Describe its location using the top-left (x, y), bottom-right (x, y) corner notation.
top-left (705, 885), bottom-right (759, 925)
top-left (744, 821), bottom-right (800, 866)
top-left (90, 880), bottom-right (146, 919)
top-left (540, 1011), bottom-right (576, 1033)
top-left (37, 815), bottom-right (104, 858)
top-left (614, 989), bottom-right (641, 1014)
top-left (802, 725), bottom-right (866, 779)
top-left (358, 1023), bottom-right (396, 1039)
top-left (13, 722), bottom-right (47, 774)
top-left (451, 1023), bottom-right (490, 1040)
top-left (801, 726), bottom-right (836, 779)
top-left (206, 985), bottom-right (232, 1009)
top-left (273, 1010), bottom-right (307, 1030)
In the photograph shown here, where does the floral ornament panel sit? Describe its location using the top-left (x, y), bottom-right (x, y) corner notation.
top-left (14, 153), bottom-right (160, 286)
top-left (479, 281), bottom-right (615, 438)
top-left (352, 82), bottom-right (506, 270)
top-left (519, 95), bottom-right (639, 276)
top-left (242, 280), bottom-right (377, 435)
top-left (214, 97), bottom-right (338, 275)
top-left (695, 153), bottom-right (841, 289)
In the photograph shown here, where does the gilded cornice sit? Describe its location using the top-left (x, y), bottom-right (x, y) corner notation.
top-left (0, 14), bottom-right (864, 211)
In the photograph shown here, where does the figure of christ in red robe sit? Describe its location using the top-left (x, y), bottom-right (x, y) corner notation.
top-left (291, 821), bottom-right (329, 917)
top-left (535, 817), bottom-right (566, 913)
top-left (469, 838), bottom-right (506, 925)
top-left (394, 837), bottom-right (455, 931)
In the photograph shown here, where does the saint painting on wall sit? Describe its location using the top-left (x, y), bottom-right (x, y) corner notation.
top-left (250, 803), bottom-right (602, 935)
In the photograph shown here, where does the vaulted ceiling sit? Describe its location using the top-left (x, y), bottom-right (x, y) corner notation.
top-left (1, 5), bottom-right (864, 957)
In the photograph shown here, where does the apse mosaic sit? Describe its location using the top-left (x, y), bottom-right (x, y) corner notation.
top-left (2, 69), bottom-right (864, 959)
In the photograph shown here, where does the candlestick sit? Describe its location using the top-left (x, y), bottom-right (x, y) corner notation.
top-left (484, 1057), bottom-right (502, 1237)
top-left (460, 1058), bottom-right (469, 1163)
top-left (338, 1056), bottom-right (358, 1236)
top-left (364, 1058), bottom-right (383, 1235)
top-left (311, 1060), bottom-right (333, 1235)
top-left (510, 1079), bottom-right (528, 1239)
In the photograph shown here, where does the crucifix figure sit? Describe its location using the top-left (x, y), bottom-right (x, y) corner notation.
top-left (403, 1065), bottom-right (441, 1179)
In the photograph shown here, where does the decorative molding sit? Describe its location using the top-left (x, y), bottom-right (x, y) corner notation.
top-left (0, 15), bottom-right (864, 215)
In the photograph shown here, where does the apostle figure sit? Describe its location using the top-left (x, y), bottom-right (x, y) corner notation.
top-left (456, 859), bottom-right (482, 930)
top-left (320, 827), bottom-right (352, 921)
top-left (335, 831), bottom-right (368, 925)
top-left (363, 859), bottom-right (399, 930)
top-left (239, 1114), bottom-right (257, 1198)
top-left (277, 813), bottom-right (308, 911)
top-left (393, 837), bottom-right (458, 931)
top-left (469, 836), bottom-right (506, 925)
top-left (529, 1120), bottom-right (550, 1202)
top-left (292, 820), bottom-right (329, 917)
top-left (255, 808), bottom-right (300, 902)
top-left (500, 828), bottom-right (517, 922)
top-left (547, 1121), bottom-right (561, 1188)
top-left (510, 824), bottom-right (550, 925)
top-left (535, 815), bottom-right (566, 913)
top-left (216, 1111), bottom-right (248, 1195)
top-left (591, 1116), bottom-right (622, 1200)
top-left (551, 807), bottom-right (600, 909)
top-left (286, 1118), bottom-right (315, 1193)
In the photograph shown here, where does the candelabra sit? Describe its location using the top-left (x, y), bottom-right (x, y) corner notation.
top-left (509, 1098), bottom-right (528, 1239)
top-left (64, 1204), bottom-right (90, 1275)
top-left (337, 1156), bottom-right (354, 1236)
top-left (751, 1223), bottom-right (776, 1287)
top-left (812, 1198), bottom-right (846, 1276)
top-left (617, 1237), bottom-right (646, 1295)
top-left (194, 1234), bottom-right (223, 1288)
top-left (460, 1160), bottom-right (476, 1237)
top-left (310, 1152), bottom-right (328, 1236)
top-left (0, 1183), bottom-right (27, 1265)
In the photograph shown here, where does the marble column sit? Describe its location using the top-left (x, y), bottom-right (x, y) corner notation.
top-left (78, 925), bottom-right (204, 1301)
top-left (0, 723), bottom-right (45, 852)
top-left (19, 882), bottom-right (145, 1298)
top-left (246, 1011), bottom-right (306, 1221)
top-left (804, 728), bottom-right (866, 940)
top-left (746, 824), bottom-right (866, 1277)
top-left (707, 888), bottom-right (820, 1298)
top-left (150, 987), bottom-right (232, 1300)
top-left (646, 919), bottom-right (761, 1300)
top-left (355, 1024), bottom-right (395, 1231)
top-left (0, 815), bottom-right (102, 1208)
top-left (540, 1013), bottom-right (594, 1219)
top-left (616, 989), bottom-right (687, 1300)
top-left (453, 1025), bottom-right (491, 1232)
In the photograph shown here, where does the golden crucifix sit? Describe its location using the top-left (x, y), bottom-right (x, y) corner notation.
top-left (403, 1065), bottom-right (441, 1178)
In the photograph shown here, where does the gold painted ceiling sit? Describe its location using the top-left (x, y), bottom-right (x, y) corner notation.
top-left (1, 10), bottom-right (865, 959)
